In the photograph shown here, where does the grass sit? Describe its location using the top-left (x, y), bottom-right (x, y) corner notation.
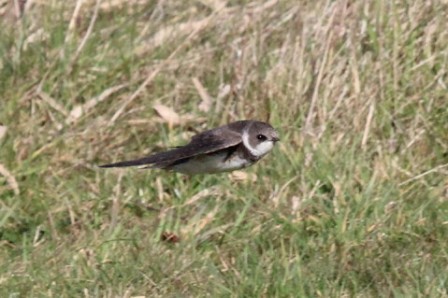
top-left (1, 0), bottom-right (447, 296)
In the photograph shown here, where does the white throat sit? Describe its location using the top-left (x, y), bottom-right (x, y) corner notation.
top-left (242, 130), bottom-right (274, 157)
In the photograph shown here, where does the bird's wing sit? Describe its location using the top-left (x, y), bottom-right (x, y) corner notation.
top-left (99, 126), bottom-right (242, 168)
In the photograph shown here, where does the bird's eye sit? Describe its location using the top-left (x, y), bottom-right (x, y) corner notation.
top-left (257, 134), bottom-right (267, 141)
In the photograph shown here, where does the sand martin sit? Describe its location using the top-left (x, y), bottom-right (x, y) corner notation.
top-left (100, 120), bottom-right (279, 175)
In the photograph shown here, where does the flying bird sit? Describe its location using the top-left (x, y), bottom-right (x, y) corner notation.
top-left (100, 120), bottom-right (279, 175)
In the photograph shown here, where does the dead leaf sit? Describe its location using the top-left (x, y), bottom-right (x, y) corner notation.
top-left (161, 231), bottom-right (180, 243)
top-left (385, 201), bottom-right (398, 213)
top-left (66, 106), bottom-right (83, 124)
top-left (291, 196), bottom-right (302, 213)
top-left (23, 28), bottom-right (49, 50)
top-left (217, 84), bottom-right (231, 100)
top-left (229, 170), bottom-right (257, 183)
top-left (153, 104), bottom-right (180, 126)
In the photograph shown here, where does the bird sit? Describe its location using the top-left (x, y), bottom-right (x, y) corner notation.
top-left (100, 120), bottom-right (279, 175)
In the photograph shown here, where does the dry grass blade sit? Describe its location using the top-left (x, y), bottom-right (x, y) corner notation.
top-left (66, 83), bottom-right (129, 125)
top-left (361, 101), bottom-right (375, 150)
top-left (182, 187), bottom-right (222, 207)
top-left (304, 30), bottom-right (333, 134)
top-left (135, 19), bottom-right (212, 57)
top-left (99, 0), bottom-right (145, 12)
top-left (109, 17), bottom-right (211, 125)
top-left (65, 0), bottom-right (86, 44)
top-left (0, 125), bottom-right (7, 141)
top-left (193, 77), bottom-right (212, 113)
top-left (200, 0), bottom-right (227, 11)
top-left (214, 84), bottom-right (231, 113)
top-left (37, 90), bottom-right (69, 117)
top-left (0, 163), bottom-right (20, 195)
top-left (68, 0), bottom-right (101, 73)
top-left (181, 205), bottom-right (220, 237)
top-left (2, 0), bottom-right (448, 296)
top-left (399, 163), bottom-right (448, 186)
top-left (0, 0), bottom-right (25, 22)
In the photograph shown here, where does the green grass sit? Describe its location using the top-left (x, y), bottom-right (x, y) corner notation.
top-left (1, 0), bottom-right (448, 296)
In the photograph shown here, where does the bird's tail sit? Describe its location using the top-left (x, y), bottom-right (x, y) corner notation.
top-left (99, 156), bottom-right (158, 168)
top-left (99, 148), bottom-right (188, 169)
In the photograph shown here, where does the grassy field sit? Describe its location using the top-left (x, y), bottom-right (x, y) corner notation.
top-left (1, 0), bottom-right (447, 296)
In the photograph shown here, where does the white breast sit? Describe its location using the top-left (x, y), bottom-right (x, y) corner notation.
top-left (171, 152), bottom-right (252, 175)
top-left (242, 130), bottom-right (274, 157)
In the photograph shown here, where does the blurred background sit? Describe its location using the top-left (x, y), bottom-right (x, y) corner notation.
top-left (0, 0), bottom-right (447, 296)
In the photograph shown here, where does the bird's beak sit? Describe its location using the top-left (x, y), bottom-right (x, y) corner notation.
top-left (272, 136), bottom-right (280, 142)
